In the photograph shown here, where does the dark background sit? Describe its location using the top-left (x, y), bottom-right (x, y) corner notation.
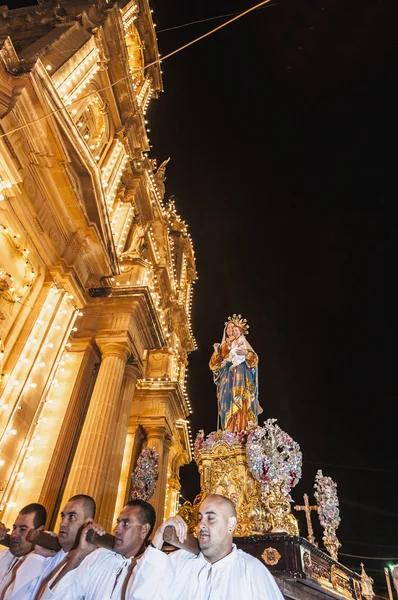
top-left (4, 0), bottom-right (397, 593)
top-left (147, 0), bottom-right (396, 594)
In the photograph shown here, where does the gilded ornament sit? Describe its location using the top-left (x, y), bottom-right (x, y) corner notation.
top-left (262, 547), bottom-right (281, 566)
top-left (314, 470), bottom-right (341, 561)
top-left (246, 419), bottom-right (301, 534)
top-left (359, 563), bottom-right (375, 600)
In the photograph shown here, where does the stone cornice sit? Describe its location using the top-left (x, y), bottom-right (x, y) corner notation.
top-left (134, 0), bottom-right (162, 95)
top-left (134, 379), bottom-right (190, 421)
top-left (75, 286), bottom-right (166, 352)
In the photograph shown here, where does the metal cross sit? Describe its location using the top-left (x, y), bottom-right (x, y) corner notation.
top-left (294, 493), bottom-right (318, 546)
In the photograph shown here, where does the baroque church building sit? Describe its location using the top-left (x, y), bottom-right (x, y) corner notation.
top-left (0, 0), bottom-right (196, 532)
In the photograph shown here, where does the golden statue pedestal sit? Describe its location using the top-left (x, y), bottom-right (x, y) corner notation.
top-left (180, 432), bottom-right (299, 537)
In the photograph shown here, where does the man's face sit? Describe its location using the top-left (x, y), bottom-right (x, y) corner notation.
top-left (197, 496), bottom-right (236, 563)
top-left (113, 505), bottom-right (149, 558)
top-left (58, 499), bottom-right (91, 552)
top-left (10, 512), bottom-right (37, 557)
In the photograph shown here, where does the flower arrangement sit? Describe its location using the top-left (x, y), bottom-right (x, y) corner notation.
top-left (193, 429), bottom-right (205, 454)
top-left (246, 418), bottom-right (302, 501)
top-left (131, 446), bottom-right (159, 501)
top-left (314, 469), bottom-right (341, 534)
top-left (193, 427), bottom-right (246, 457)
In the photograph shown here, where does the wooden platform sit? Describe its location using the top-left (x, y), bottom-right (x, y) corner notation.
top-left (233, 534), bottom-right (362, 600)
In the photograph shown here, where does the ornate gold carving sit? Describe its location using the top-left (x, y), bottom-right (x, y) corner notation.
top-left (264, 482), bottom-right (299, 535)
top-left (301, 546), bottom-right (354, 600)
top-left (302, 550), bottom-right (313, 573)
top-left (310, 558), bottom-right (330, 581)
top-left (178, 500), bottom-right (196, 533)
top-left (354, 579), bottom-right (362, 600)
top-left (190, 440), bottom-right (299, 536)
top-left (360, 563), bottom-right (375, 600)
top-left (324, 533), bottom-right (341, 562)
top-left (193, 440), bottom-right (263, 536)
top-left (262, 547), bottom-right (281, 566)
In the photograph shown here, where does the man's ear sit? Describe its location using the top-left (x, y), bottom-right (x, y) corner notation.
top-left (141, 523), bottom-right (150, 540)
top-left (36, 525), bottom-right (45, 532)
top-left (228, 516), bottom-right (237, 534)
top-left (85, 518), bottom-right (94, 526)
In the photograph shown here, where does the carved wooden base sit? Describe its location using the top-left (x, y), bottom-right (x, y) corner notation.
top-left (182, 437), bottom-right (299, 537)
top-left (235, 534), bottom-right (362, 600)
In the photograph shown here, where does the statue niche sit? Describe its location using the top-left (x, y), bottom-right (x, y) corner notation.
top-left (119, 214), bottom-right (148, 261)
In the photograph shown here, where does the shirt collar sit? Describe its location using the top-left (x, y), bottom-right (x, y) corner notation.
top-left (199, 543), bottom-right (238, 572)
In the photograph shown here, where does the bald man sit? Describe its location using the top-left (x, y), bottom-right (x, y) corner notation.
top-left (392, 565), bottom-right (398, 596)
top-left (130, 493), bottom-right (285, 600)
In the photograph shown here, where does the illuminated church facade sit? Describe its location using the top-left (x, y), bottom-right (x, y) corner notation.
top-left (0, 0), bottom-right (196, 532)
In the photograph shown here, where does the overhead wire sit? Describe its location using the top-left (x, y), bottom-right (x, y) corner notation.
top-left (157, 11), bottom-right (245, 33)
top-left (0, 0), bottom-right (271, 139)
top-left (339, 552), bottom-right (398, 561)
top-left (156, 3), bottom-right (277, 33)
top-left (303, 460), bottom-right (398, 474)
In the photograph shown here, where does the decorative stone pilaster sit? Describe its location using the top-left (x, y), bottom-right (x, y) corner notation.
top-left (102, 363), bottom-right (140, 527)
top-left (60, 340), bottom-right (131, 528)
top-left (145, 425), bottom-right (172, 529)
top-left (40, 341), bottom-right (99, 529)
top-left (113, 419), bottom-right (145, 524)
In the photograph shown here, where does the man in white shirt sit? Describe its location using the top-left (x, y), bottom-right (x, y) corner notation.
top-left (130, 493), bottom-right (286, 600)
top-left (39, 499), bottom-right (156, 600)
top-left (0, 503), bottom-right (47, 598)
top-left (6, 494), bottom-right (96, 600)
top-left (32, 494), bottom-right (97, 599)
top-left (392, 565), bottom-right (398, 596)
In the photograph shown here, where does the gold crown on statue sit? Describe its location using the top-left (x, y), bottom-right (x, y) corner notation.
top-left (225, 314), bottom-right (249, 335)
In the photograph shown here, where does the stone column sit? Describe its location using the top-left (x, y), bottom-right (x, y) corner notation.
top-left (146, 425), bottom-right (172, 529)
top-left (165, 477), bottom-right (181, 520)
top-left (113, 419), bottom-right (145, 524)
top-left (102, 364), bottom-right (139, 526)
top-left (61, 340), bottom-right (131, 528)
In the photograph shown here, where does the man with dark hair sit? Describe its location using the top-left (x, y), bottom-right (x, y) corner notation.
top-left (0, 503), bottom-right (47, 597)
top-left (56, 495), bottom-right (96, 554)
top-left (18, 504), bottom-right (47, 533)
top-left (131, 493), bottom-right (286, 600)
top-left (39, 499), bottom-right (156, 599)
top-left (4, 494), bottom-right (96, 599)
top-left (67, 495), bottom-right (96, 521)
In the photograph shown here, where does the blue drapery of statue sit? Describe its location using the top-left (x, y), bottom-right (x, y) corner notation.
top-left (209, 314), bottom-right (262, 432)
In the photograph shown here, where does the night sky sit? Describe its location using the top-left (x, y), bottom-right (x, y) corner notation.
top-left (4, 0), bottom-right (396, 593)
top-left (147, 0), bottom-right (395, 592)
